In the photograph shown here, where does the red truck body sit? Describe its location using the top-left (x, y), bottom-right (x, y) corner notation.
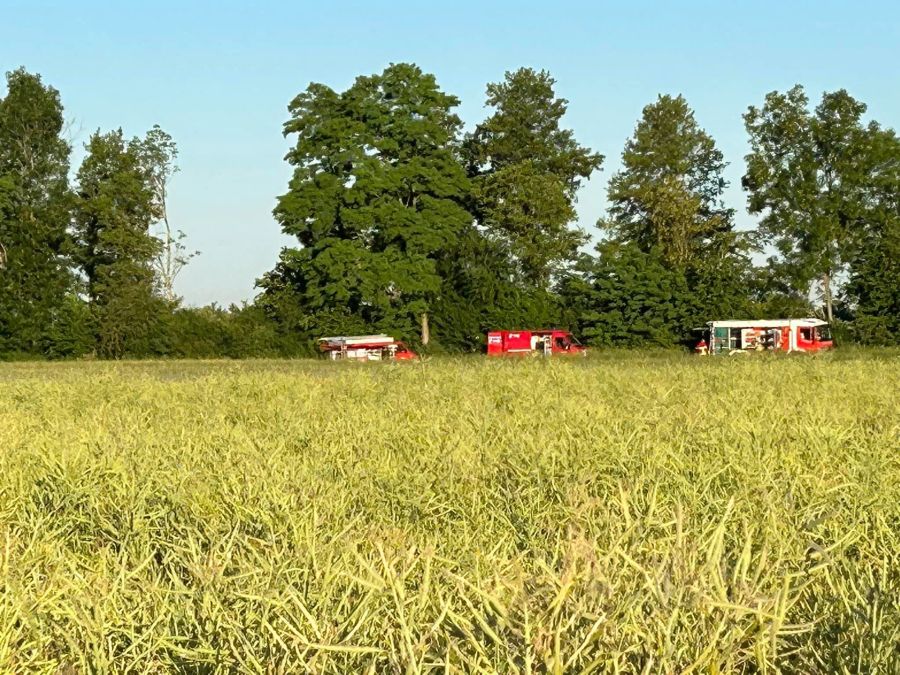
top-left (487, 330), bottom-right (586, 357)
top-left (697, 319), bottom-right (834, 355)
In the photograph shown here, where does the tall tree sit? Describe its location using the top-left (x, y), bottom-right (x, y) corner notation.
top-left (466, 68), bottom-right (602, 286)
top-left (74, 129), bottom-right (163, 358)
top-left (134, 125), bottom-right (198, 303)
top-left (843, 127), bottom-right (900, 343)
top-left (604, 94), bottom-right (735, 269)
top-left (0, 68), bottom-right (74, 356)
top-left (586, 94), bottom-right (750, 344)
top-left (259, 63), bottom-right (471, 343)
top-left (743, 86), bottom-right (886, 323)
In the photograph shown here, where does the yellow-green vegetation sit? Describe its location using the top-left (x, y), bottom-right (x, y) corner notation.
top-left (1, 353), bottom-right (898, 673)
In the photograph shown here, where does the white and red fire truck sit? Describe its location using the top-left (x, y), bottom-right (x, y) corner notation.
top-left (486, 329), bottom-right (586, 357)
top-left (697, 318), bottom-right (833, 355)
top-left (317, 335), bottom-right (417, 361)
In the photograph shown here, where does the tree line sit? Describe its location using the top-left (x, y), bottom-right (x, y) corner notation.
top-left (1, 64), bottom-right (897, 359)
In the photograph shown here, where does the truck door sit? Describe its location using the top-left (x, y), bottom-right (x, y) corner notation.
top-left (797, 327), bottom-right (814, 351)
top-left (713, 326), bottom-right (729, 354)
top-left (813, 325), bottom-right (833, 349)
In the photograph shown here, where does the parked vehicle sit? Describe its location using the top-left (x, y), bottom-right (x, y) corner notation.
top-left (317, 335), bottom-right (417, 361)
top-left (486, 329), bottom-right (586, 357)
top-left (696, 318), bottom-right (833, 355)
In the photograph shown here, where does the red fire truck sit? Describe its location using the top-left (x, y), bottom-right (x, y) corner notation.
top-left (487, 329), bottom-right (586, 357)
top-left (318, 335), bottom-right (417, 361)
top-left (697, 318), bottom-right (833, 355)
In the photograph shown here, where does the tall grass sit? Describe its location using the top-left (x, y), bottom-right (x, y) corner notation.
top-left (1, 353), bottom-right (898, 673)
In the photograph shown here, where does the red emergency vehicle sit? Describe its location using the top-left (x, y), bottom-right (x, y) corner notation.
top-left (318, 335), bottom-right (417, 361)
top-left (698, 318), bottom-right (833, 355)
top-left (486, 329), bottom-right (586, 357)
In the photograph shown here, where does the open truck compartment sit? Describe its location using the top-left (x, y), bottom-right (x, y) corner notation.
top-left (697, 318), bottom-right (833, 355)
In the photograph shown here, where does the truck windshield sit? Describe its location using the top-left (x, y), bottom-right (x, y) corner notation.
top-left (816, 326), bottom-right (832, 342)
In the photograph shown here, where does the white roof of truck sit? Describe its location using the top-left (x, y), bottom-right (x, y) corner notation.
top-left (707, 318), bottom-right (827, 328)
top-left (318, 334), bottom-right (397, 346)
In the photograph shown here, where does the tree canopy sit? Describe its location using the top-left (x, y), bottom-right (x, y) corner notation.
top-left (74, 129), bottom-right (164, 357)
top-left (743, 86), bottom-right (893, 323)
top-left (605, 94), bottom-right (735, 268)
top-left (466, 68), bottom-right (602, 286)
top-left (576, 94), bottom-right (752, 346)
top-left (1, 64), bottom-right (899, 359)
top-left (0, 68), bottom-right (74, 357)
top-left (260, 63), bottom-right (472, 342)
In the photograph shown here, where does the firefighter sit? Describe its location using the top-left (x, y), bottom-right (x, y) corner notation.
top-left (695, 338), bottom-right (709, 356)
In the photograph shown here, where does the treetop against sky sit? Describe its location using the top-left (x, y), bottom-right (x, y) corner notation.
top-left (2, 0), bottom-right (898, 306)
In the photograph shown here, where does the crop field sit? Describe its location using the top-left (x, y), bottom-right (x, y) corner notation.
top-left (1, 351), bottom-right (898, 673)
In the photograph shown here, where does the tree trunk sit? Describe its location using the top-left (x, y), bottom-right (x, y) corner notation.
top-left (823, 271), bottom-right (833, 324)
top-left (420, 312), bottom-right (429, 347)
top-left (159, 204), bottom-right (176, 302)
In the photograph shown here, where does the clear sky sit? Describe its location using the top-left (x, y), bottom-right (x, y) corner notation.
top-left (3, 0), bottom-right (898, 306)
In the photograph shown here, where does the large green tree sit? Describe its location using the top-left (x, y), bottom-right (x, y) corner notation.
top-left (583, 94), bottom-right (750, 345)
top-left (466, 68), bottom-right (602, 287)
top-left (0, 68), bottom-right (75, 357)
top-left (743, 86), bottom-right (891, 324)
top-left (604, 94), bottom-right (736, 269)
top-left (259, 63), bottom-right (471, 344)
top-left (843, 126), bottom-right (900, 344)
top-left (74, 129), bottom-right (164, 358)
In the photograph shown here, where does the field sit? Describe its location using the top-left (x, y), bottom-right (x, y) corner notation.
top-left (1, 352), bottom-right (898, 673)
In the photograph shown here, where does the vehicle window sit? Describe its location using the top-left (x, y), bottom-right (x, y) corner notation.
top-left (800, 328), bottom-right (813, 341)
top-left (555, 337), bottom-right (569, 350)
top-left (816, 326), bottom-right (832, 341)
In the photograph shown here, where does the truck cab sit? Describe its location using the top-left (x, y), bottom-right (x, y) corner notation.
top-left (546, 330), bottom-right (585, 355)
top-left (797, 324), bottom-right (833, 352)
top-left (391, 342), bottom-right (417, 360)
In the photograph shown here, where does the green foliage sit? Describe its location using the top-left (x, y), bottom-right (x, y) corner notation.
top-left (430, 67), bottom-right (600, 349)
top-left (467, 68), bottom-right (602, 286)
top-left (432, 228), bottom-right (565, 351)
top-left (74, 129), bottom-right (166, 358)
top-left (585, 94), bottom-right (751, 345)
top-left (562, 243), bottom-right (691, 346)
top-left (841, 126), bottom-right (900, 344)
top-left (844, 209), bottom-right (900, 344)
top-left (745, 262), bottom-right (814, 319)
top-left (743, 86), bottom-right (895, 322)
top-left (604, 94), bottom-right (737, 268)
top-left (165, 303), bottom-right (313, 358)
top-left (260, 63), bottom-right (471, 342)
top-left (0, 68), bottom-right (75, 357)
top-left (40, 294), bottom-right (95, 359)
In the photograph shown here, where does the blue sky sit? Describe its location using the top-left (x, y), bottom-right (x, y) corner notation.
top-left (3, 0), bottom-right (898, 306)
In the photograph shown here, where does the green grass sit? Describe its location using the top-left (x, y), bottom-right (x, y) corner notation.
top-left (1, 352), bottom-right (898, 673)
